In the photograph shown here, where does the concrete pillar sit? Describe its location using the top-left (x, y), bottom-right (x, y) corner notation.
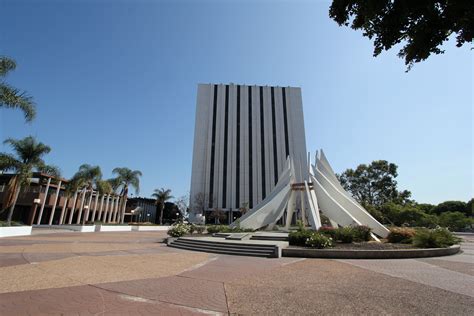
top-left (68, 191), bottom-right (78, 224)
top-left (91, 192), bottom-right (99, 222)
top-left (83, 189), bottom-right (94, 224)
top-left (97, 195), bottom-right (105, 221)
top-left (113, 197), bottom-right (120, 222)
top-left (48, 180), bottom-right (62, 225)
top-left (36, 177), bottom-right (52, 225)
top-left (76, 188), bottom-right (86, 224)
top-left (102, 195), bottom-right (110, 222)
top-left (107, 196), bottom-right (115, 223)
top-left (59, 196), bottom-right (68, 225)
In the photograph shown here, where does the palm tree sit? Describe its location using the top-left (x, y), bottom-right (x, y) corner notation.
top-left (0, 57), bottom-right (36, 121)
top-left (71, 164), bottom-right (102, 224)
top-left (0, 136), bottom-right (59, 225)
top-left (110, 167), bottom-right (142, 224)
top-left (152, 188), bottom-right (174, 225)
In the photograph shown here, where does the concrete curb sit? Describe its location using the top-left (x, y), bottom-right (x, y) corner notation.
top-left (282, 245), bottom-right (461, 259)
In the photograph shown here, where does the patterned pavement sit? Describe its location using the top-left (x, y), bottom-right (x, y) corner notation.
top-left (0, 230), bottom-right (473, 315)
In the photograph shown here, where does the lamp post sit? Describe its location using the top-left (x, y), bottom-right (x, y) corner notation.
top-left (28, 198), bottom-right (41, 225)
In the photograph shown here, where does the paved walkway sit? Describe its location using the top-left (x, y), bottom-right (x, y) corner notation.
top-left (0, 230), bottom-right (472, 315)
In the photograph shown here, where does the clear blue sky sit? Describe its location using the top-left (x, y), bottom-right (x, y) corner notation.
top-left (1, 0), bottom-right (472, 204)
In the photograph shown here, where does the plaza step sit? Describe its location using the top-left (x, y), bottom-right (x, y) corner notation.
top-left (168, 237), bottom-right (279, 258)
top-left (250, 235), bottom-right (289, 241)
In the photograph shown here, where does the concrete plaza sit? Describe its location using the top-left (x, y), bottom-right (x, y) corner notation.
top-left (0, 230), bottom-right (473, 315)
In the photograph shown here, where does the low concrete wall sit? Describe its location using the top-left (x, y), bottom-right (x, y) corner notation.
top-left (96, 225), bottom-right (132, 232)
top-left (0, 226), bottom-right (32, 237)
top-left (47, 225), bottom-right (96, 232)
top-left (131, 225), bottom-right (170, 231)
top-left (282, 245), bottom-right (461, 259)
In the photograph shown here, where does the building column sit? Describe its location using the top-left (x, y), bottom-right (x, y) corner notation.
top-left (102, 195), bottom-right (110, 222)
top-left (36, 177), bottom-right (52, 225)
top-left (48, 180), bottom-right (62, 225)
top-left (97, 194), bottom-right (105, 221)
top-left (120, 196), bottom-right (127, 224)
top-left (68, 191), bottom-right (78, 224)
top-left (107, 196), bottom-right (115, 223)
top-left (76, 188), bottom-right (86, 224)
top-left (113, 197), bottom-right (120, 222)
top-left (59, 196), bottom-right (68, 225)
top-left (83, 189), bottom-right (94, 224)
top-left (91, 192), bottom-right (100, 222)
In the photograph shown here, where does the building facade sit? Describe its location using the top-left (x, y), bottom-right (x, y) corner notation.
top-left (190, 83), bottom-right (307, 220)
top-left (0, 172), bottom-right (126, 226)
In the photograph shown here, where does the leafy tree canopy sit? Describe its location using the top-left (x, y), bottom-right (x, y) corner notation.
top-left (329, 0), bottom-right (473, 70)
top-left (430, 200), bottom-right (467, 215)
top-left (338, 160), bottom-right (412, 206)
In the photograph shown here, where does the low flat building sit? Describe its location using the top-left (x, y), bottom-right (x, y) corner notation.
top-left (0, 173), bottom-right (124, 225)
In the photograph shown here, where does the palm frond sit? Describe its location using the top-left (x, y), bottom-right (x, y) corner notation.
top-left (0, 83), bottom-right (36, 122)
top-left (0, 153), bottom-right (20, 172)
top-left (0, 56), bottom-right (16, 77)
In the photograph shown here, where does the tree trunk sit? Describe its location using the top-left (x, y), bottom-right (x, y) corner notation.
top-left (6, 184), bottom-right (21, 226)
top-left (159, 204), bottom-right (164, 225)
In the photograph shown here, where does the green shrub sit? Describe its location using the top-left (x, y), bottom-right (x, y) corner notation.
top-left (167, 223), bottom-right (190, 237)
top-left (318, 226), bottom-right (337, 239)
top-left (335, 227), bottom-right (354, 243)
top-left (296, 219), bottom-right (305, 232)
top-left (188, 224), bottom-right (196, 234)
top-left (305, 232), bottom-right (333, 249)
top-left (195, 225), bottom-right (205, 234)
top-left (387, 227), bottom-right (416, 243)
top-left (352, 225), bottom-right (372, 241)
top-left (206, 225), bottom-right (227, 234)
top-left (438, 212), bottom-right (472, 231)
top-left (289, 229), bottom-right (313, 246)
top-left (0, 221), bottom-right (24, 227)
top-left (412, 228), bottom-right (461, 248)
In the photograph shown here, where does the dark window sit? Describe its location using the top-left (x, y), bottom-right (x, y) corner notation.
top-left (236, 86), bottom-right (240, 208)
top-left (222, 85), bottom-right (229, 208)
top-left (260, 86), bottom-right (266, 199)
top-left (209, 85), bottom-right (218, 208)
top-left (282, 87), bottom-right (290, 158)
top-left (248, 86), bottom-right (253, 208)
top-left (271, 87), bottom-right (278, 185)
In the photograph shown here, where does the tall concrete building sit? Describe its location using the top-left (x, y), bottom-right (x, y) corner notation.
top-left (190, 83), bottom-right (307, 219)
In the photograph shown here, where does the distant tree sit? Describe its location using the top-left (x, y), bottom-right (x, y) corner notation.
top-left (338, 160), bottom-right (412, 206)
top-left (329, 0), bottom-right (473, 71)
top-left (152, 188), bottom-right (174, 225)
top-left (465, 198), bottom-right (473, 217)
top-left (209, 207), bottom-right (226, 224)
top-left (0, 136), bottom-right (60, 225)
top-left (239, 202), bottom-right (249, 216)
top-left (430, 200), bottom-right (467, 215)
top-left (438, 211), bottom-right (472, 231)
top-left (378, 202), bottom-right (438, 228)
top-left (416, 203), bottom-right (436, 213)
top-left (0, 57), bottom-right (36, 121)
top-left (175, 195), bottom-right (189, 219)
top-left (192, 192), bottom-right (207, 216)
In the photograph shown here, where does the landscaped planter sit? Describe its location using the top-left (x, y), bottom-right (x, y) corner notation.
top-left (96, 225), bottom-right (132, 232)
top-left (0, 226), bottom-right (32, 238)
top-left (282, 244), bottom-right (461, 259)
top-left (131, 225), bottom-right (171, 231)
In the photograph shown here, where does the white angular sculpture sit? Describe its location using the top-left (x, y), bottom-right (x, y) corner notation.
top-left (232, 150), bottom-right (389, 238)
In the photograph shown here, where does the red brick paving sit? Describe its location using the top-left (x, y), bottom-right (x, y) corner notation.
top-left (1, 231), bottom-right (473, 315)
